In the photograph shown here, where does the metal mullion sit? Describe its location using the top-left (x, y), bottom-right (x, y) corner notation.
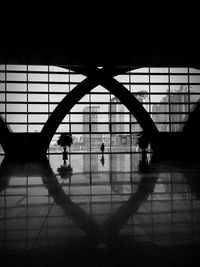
top-left (0, 91), bottom-right (48, 94)
top-left (72, 111), bottom-right (190, 115)
top-left (0, 80), bottom-right (79, 85)
top-left (148, 67), bottom-right (151, 117)
top-left (150, 111), bottom-right (192, 114)
top-left (0, 70), bottom-right (190, 76)
top-left (4, 80), bottom-right (200, 86)
top-left (8, 122), bottom-right (45, 125)
top-left (1, 111), bottom-right (51, 114)
top-left (5, 64), bottom-right (7, 123)
top-left (188, 67), bottom-right (191, 115)
top-left (129, 69), bottom-right (132, 153)
top-left (48, 65), bottom-right (50, 118)
top-left (87, 92), bottom-right (110, 95)
top-left (128, 67), bottom-right (134, 191)
top-left (168, 68), bottom-right (171, 132)
top-left (0, 70), bottom-right (75, 75)
top-left (109, 91), bottom-right (112, 153)
top-left (89, 93), bottom-right (91, 154)
top-left (69, 70), bottom-right (72, 157)
top-left (120, 82), bottom-right (200, 86)
top-left (26, 65), bottom-right (28, 132)
top-left (61, 131), bottom-right (141, 135)
top-left (47, 151), bottom-right (140, 155)
top-left (1, 101), bottom-right (196, 105)
top-left (6, 90), bottom-right (199, 96)
top-left (68, 122), bottom-right (141, 124)
top-left (5, 90), bottom-right (200, 95)
top-left (117, 72), bottom-right (193, 76)
top-left (132, 92), bottom-right (200, 95)
top-left (47, 65), bottom-right (50, 159)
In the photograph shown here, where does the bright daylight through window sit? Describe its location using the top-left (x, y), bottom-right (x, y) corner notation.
top-left (0, 65), bottom-right (200, 157)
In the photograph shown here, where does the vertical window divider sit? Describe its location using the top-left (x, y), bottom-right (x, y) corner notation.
top-left (89, 91), bottom-right (91, 155)
top-left (48, 65), bottom-right (50, 118)
top-left (168, 67), bottom-right (172, 132)
top-left (26, 65), bottom-right (28, 133)
top-left (109, 89), bottom-right (111, 154)
top-left (188, 67), bottom-right (191, 116)
top-left (47, 65), bottom-right (50, 159)
top-left (69, 69), bottom-right (71, 159)
top-left (5, 64), bottom-right (7, 124)
top-left (148, 67), bottom-right (151, 154)
top-left (128, 68), bottom-right (133, 187)
top-left (129, 68), bottom-right (132, 154)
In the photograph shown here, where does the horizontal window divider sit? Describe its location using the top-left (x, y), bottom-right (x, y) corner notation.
top-left (64, 121), bottom-right (186, 125)
top-left (46, 151), bottom-right (145, 155)
top-left (1, 81), bottom-right (200, 86)
top-left (0, 112), bottom-right (51, 114)
top-left (0, 101), bottom-right (61, 104)
top-left (5, 122), bottom-right (142, 125)
top-left (133, 92), bottom-right (200, 95)
top-left (61, 122), bottom-right (141, 124)
top-left (155, 121), bottom-right (185, 124)
top-left (57, 122), bottom-right (187, 126)
top-left (1, 69), bottom-right (200, 76)
top-left (0, 111), bottom-right (193, 115)
top-left (1, 91), bottom-right (200, 96)
top-left (70, 111), bottom-right (193, 114)
top-left (1, 91), bottom-right (200, 95)
top-left (0, 91), bottom-right (68, 94)
top-left (122, 82), bottom-right (200, 85)
top-left (7, 122), bottom-right (45, 125)
top-left (121, 72), bottom-right (200, 76)
top-left (142, 102), bottom-right (198, 104)
top-left (54, 132), bottom-right (134, 134)
top-left (1, 101), bottom-right (198, 105)
top-left (0, 70), bottom-right (83, 75)
top-left (0, 81), bottom-right (80, 85)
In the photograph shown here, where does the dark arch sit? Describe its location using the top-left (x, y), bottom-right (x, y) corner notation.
top-left (41, 69), bottom-right (158, 151)
top-left (41, 75), bottom-right (100, 150)
top-left (0, 115), bottom-right (12, 153)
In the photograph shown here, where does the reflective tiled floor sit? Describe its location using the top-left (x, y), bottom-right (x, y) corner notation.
top-left (0, 153), bottom-right (200, 267)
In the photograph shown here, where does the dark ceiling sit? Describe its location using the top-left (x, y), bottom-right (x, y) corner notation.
top-left (1, 6), bottom-right (200, 71)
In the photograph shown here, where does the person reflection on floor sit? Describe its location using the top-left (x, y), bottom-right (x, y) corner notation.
top-left (138, 150), bottom-right (149, 172)
top-left (100, 155), bottom-right (105, 166)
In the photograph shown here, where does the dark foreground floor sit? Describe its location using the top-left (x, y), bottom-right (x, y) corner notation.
top-left (0, 153), bottom-right (200, 266)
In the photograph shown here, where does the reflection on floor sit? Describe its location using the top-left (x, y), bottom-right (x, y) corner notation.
top-left (0, 153), bottom-right (200, 267)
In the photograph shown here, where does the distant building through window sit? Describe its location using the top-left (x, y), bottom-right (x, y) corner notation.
top-left (0, 65), bottom-right (200, 155)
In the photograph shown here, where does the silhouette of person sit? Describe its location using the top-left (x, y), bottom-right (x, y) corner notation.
top-left (63, 150), bottom-right (68, 164)
top-left (100, 142), bottom-right (105, 154)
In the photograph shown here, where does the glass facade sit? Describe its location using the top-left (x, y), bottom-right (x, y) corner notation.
top-left (1, 65), bottom-right (200, 155)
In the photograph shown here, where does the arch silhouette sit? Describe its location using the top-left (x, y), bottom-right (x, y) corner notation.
top-left (41, 69), bottom-right (158, 152)
top-left (0, 115), bottom-right (12, 153)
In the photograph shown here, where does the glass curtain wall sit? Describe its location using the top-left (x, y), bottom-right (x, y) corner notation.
top-left (1, 65), bottom-right (200, 156)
